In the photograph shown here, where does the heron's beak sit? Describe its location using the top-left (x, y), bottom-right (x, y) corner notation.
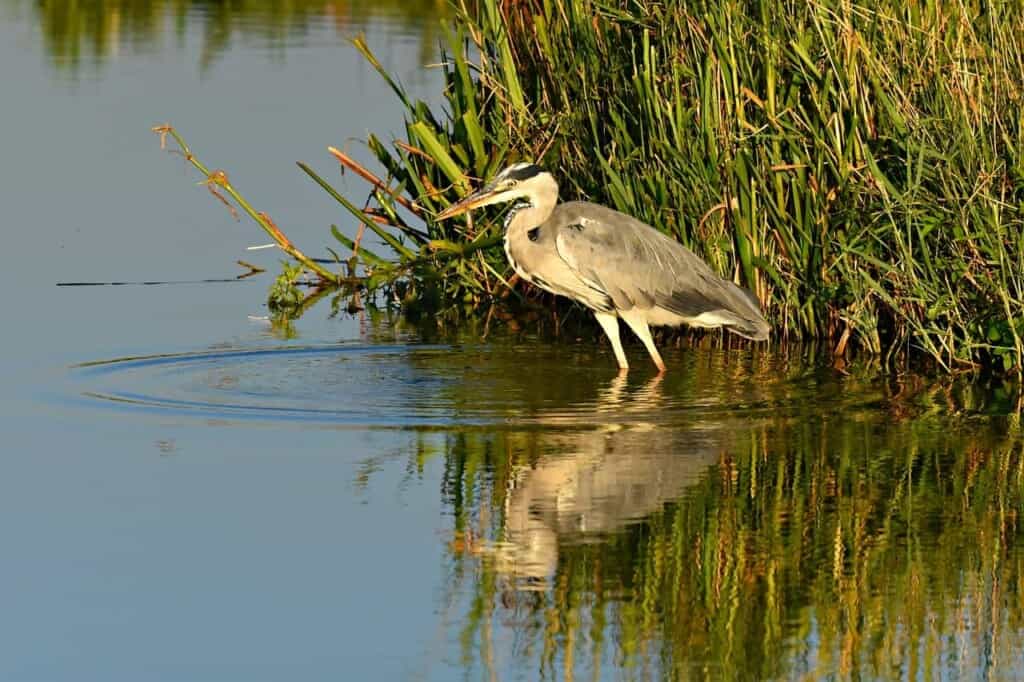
top-left (434, 184), bottom-right (502, 221)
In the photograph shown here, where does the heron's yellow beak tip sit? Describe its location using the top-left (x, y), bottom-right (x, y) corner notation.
top-left (435, 191), bottom-right (493, 222)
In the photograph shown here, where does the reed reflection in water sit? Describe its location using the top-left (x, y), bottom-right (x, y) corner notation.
top-left (23, 0), bottom-right (449, 73)
top-left (385, 349), bottom-right (1024, 680)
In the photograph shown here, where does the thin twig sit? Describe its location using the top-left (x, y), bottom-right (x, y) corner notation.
top-left (152, 124), bottom-right (338, 283)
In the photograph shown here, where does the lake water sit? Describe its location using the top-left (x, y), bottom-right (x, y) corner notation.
top-left (2, 3), bottom-right (1023, 680)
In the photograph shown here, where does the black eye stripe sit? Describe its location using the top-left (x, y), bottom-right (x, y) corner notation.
top-left (503, 164), bottom-right (542, 182)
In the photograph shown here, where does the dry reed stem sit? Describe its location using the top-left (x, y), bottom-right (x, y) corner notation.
top-left (327, 146), bottom-right (423, 217)
top-left (151, 124), bottom-right (337, 283)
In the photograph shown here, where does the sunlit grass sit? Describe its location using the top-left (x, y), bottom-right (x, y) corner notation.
top-left (325, 0), bottom-right (1024, 375)
top-left (148, 0), bottom-right (1024, 375)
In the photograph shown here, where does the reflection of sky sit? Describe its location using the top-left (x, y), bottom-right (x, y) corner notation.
top-left (0, 7), bottom-right (452, 680)
top-left (1, 421), bottom-right (451, 681)
top-left (0, 4), bottom-right (446, 376)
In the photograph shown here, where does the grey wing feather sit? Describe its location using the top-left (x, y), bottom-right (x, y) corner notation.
top-left (551, 202), bottom-right (769, 339)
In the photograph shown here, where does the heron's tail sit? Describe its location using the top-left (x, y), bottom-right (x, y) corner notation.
top-left (725, 315), bottom-right (771, 341)
top-left (662, 278), bottom-right (771, 340)
top-left (719, 283), bottom-right (770, 341)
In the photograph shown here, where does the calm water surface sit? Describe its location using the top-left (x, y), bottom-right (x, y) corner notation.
top-left (2, 3), bottom-right (1023, 681)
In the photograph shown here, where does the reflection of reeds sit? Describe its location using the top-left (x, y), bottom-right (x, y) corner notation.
top-left (406, 361), bottom-right (1024, 679)
top-left (27, 0), bottom-right (449, 73)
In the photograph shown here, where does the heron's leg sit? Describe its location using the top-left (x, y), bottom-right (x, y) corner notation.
top-left (619, 309), bottom-right (666, 373)
top-left (593, 312), bottom-right (628, 371)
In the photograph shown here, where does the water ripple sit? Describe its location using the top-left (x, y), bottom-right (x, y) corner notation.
top-left (67, 342), bottom-right (893, 429)
top-left (71, 344), bottom-right (462, 427)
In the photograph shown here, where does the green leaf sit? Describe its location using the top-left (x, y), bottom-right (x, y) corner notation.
top-left (330, 225), bottom-right (389, 268)
top-left (410, 121), bottom-right (469, 192)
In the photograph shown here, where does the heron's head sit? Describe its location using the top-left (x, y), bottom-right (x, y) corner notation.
top-left (435, 163), bottom-right (554, 220)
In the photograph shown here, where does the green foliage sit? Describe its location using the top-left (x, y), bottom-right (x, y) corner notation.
top-left (268, 260), bottom-right (305, 312)
top-left (139, 0), bottom-right (1024, 375)
top-left (317, 20), bottom-right (538, 313)
top-left (334, 0), bottom-right (1024, 374)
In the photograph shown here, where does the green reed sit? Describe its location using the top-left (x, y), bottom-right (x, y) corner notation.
top-left (323, 0), bottom-right (1022, 374)
top-left (151, 0), bottom-right (1024, 374)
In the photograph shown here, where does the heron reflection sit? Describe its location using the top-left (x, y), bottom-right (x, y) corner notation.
top-left (491, 373), bottom-right (722, 583)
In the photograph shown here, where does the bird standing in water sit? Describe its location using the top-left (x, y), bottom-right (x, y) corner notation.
top-left (435, 163), bottom-right (769, 372)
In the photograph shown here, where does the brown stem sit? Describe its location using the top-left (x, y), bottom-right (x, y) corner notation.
top-left (152, 125), bottom-right (338, 283)
top-left (327, 146), bottom-right (423, 218)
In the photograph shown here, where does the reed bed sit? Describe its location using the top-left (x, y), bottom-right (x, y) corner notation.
top-left (159, 0), bottom-right (1024, 374)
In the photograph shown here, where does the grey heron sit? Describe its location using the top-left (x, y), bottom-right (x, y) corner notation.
top-left (435, 163), bottom-right (770, 372)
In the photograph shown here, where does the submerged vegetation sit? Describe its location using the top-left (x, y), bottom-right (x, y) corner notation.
top-left (157, 0), bottom-right (1024, 374)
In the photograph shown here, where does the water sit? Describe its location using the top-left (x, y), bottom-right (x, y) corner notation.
top-left (2, 3), bottom-right (1023, 680)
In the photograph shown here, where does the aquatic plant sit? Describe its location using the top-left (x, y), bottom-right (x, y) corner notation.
top-left (340, 0), bottom-right (1024, 374)
top-left (156, 0), bottom-right (1024, 375)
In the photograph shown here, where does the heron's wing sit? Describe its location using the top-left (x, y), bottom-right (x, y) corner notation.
top-left (551, 202), bottom-right (768, 338)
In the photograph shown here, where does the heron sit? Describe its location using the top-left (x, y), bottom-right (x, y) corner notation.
top-left (435, 163), bottom-right (770, 372)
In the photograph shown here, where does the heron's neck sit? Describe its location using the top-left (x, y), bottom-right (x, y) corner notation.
top-left (505, 176), bottom-right (558, 236)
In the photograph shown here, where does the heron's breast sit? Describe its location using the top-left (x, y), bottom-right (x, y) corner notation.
top-left (504, 231), bottom-right (562, 289)
top-left (503, 233), bottom-right (535, 284)
top-left (504, 232), bottom-right (613, 312)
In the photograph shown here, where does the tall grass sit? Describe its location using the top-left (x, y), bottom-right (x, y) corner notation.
top-left (155, 0), bottom-right (1024, 373)
top-left (320, 0), bottom-right (1024, 374)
